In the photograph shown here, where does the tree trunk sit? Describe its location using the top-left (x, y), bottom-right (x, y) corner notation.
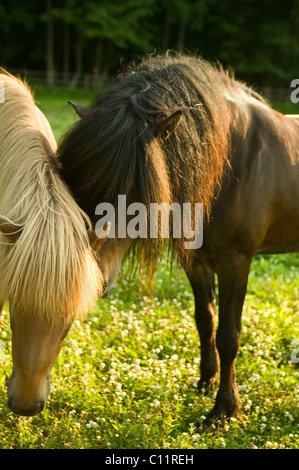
top-left (91, 39), bottom-right (109, 87)
top-left (46, 0), bottom-right (55, 86)
top-left (93, 39), bottom-right (103, 75)
top-left (70, 32), bottom-right (84, 89)
top-left (163, 10), bottom-right (171, 51)
top-left (63, 22), bottom-right (70, 86)
top-left (178, 20), bottom-right (186, 49)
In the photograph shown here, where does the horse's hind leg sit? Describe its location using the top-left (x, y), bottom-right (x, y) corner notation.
top-left (186, 263), bottom-right (219, 392)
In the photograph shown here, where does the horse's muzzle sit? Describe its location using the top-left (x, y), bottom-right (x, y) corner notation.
top-left (7, 372), bottom-right (50, 416)
top-left (7, 396), bottom-right (45, 416)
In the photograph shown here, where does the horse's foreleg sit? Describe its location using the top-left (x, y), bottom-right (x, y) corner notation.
top-left (206, 252), bottom-right (251, 426)
top-left (186, 264), bottom-right (219, 392)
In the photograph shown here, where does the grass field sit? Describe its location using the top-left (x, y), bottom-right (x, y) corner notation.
top-left (0, 87), bottom-right (298, 449)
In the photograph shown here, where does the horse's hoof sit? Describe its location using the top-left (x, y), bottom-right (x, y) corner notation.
top-left (197, 378), bottom-right (216, 396)
top-left (198, 402), bottom-right (240, 433)
top-left (201, 412), bottom-right (224, 432)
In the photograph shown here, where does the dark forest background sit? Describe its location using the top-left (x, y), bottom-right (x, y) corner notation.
top-left (1, 0), bottom-right (299, 88)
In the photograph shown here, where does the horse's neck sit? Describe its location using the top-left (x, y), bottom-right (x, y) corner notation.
top-left (231, 91), bottom-right (299, 151)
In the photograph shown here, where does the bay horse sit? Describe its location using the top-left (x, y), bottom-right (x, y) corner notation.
top-left (58, 54), bottom-right (299, 426)
top-left (0, 71), bottom-right (107, 416)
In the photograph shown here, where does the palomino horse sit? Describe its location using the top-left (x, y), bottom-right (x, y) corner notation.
top-left (58, 54), bottom-right (299, 426)
top-left (0, 71), bottom-right (107, 416)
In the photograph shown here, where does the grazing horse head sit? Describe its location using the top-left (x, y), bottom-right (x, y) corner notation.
top-left (0, 70), bottom-right (107, 416)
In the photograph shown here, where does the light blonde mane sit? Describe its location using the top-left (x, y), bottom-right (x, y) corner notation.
top-left (0, 70), bottom-right (103, 324)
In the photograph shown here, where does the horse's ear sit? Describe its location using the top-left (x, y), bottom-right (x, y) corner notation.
top-left (89, 222), bottom-right (111, 252)
top-left (154, 109), bottom-right (183, 140)
top-left (68, 100), bottom-right (90, 119)
top-left (0, 215), bottom-right (23, 243)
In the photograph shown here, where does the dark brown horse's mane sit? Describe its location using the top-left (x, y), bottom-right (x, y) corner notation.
top-left (58, 53), bottom-right (263, 265)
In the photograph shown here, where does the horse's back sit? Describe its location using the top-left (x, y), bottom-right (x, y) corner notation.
top-left (203, 98), bottom-right (299, 260)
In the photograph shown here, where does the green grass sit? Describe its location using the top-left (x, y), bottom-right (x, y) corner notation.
top-left (0, 88), bottom-right (298, 449)
top-left (33, 86), bottom-right (95, 143)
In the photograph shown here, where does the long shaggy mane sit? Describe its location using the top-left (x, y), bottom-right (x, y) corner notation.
top-left (58, 53), bottom-right (265, 265)
top-left (0, 70), bottom-right (103, 323)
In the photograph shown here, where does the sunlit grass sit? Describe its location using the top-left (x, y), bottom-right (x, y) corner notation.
top-left (33, 87), bottom-right (94, 143)
top-left (0, 254), bottom-right (298, 449)
top-left (0, 89), bottom-right (298, 448)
